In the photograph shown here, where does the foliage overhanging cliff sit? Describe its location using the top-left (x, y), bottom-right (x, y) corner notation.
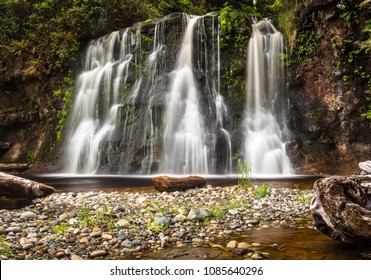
top-left (0, 0), bottom-right (370, 174)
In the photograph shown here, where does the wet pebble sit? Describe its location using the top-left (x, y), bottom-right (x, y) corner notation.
top-left (5, 227), bottom-right (21, 234)
top-left (0, 184), bottom-right (314, 260)
top-left (21, 212), bottom-right (37, 219)
top-left (90, 250), bottom-right (107, 258)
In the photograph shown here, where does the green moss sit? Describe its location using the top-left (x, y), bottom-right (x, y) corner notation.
top-left (219, 4), bottom-right (256, 50)
top-left (55, 70), bottom-right (74, 142)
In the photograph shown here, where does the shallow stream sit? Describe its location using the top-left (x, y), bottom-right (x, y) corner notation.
top-left (1, 174), bottom-right (369, 260)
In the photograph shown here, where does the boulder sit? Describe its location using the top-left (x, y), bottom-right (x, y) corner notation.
top-left (152, 175), bottom-right (206, 192)
top-left (0, 172), bottom-right (55, 198)
top-left (310, 176), bottom-right (371, 244)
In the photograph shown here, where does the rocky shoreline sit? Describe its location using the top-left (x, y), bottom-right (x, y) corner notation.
top-left (0, 185), bottom-right (315, 260)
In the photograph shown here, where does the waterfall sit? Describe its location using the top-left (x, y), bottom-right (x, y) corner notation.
top-left (63, 13), bottom-right (232, 175)
top-left (161, 16), bottom-right (208, 174)
top-left (243, 19), bottom-right (292, 175)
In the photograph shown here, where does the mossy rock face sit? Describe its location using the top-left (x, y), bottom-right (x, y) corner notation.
top-left (287, 0), bottom-right (371, 174)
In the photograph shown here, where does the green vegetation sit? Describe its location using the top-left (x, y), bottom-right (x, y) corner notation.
top-left (293, 30), bottom-right (321, 65)
top-left (254, 184), bottom-right (269, 198)
top-left (269, 0), bottom-right (297, 50)
top-left (295, 185), bottom-right (314, 204)
top-left (208, 196), bottom-right (251, 220)
top-left (219, 4), bottom-right (258, 50)
top-left (0, 236), bottom-right (14, 259)
top-left (235, 157), bottom-right (253, 189)
top-left (147, 220), bottom-right (167, 233)
top-left (77, 203), bottom-right (116, 230)
top-left (55, 71), bottom-right (74, 142)
top-left (52, 222), bottom-right (70, 235)
top-left (336, 3), bottom-right (371, 120)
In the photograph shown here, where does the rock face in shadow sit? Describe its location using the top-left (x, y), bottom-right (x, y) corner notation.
top-left (152, 175), bottom-right (206, 192)
top-left (310, 176), bottom-right (371, 244)
top-left (287, 0), bottom-right (371, 175)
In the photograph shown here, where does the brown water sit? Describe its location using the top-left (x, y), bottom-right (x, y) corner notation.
top-left (140, 227), bottom-right (370, 260)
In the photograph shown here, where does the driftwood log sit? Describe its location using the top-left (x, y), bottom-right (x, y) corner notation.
top-left (0, 163), bottom-right (29, 172)
top-left (0, 142), bottom-right (10, 151)
top-left (359, 160), bottom-right (371, 174)
top-left (0, 172), bottom-right (55, 198)
top-left (310, 176), bottom-right (371, 244)
top-left (152, 175), bottom-right (206, 192)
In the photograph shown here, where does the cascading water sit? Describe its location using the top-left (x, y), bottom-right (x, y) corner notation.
top-left (64, 13), bottom-right (232, 175)
top-left (243, 19), bottom-right (292, 175)
top-left (161, 17), bottom-right (207, 174)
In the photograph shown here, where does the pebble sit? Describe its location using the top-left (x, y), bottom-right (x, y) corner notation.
top-left (27, 232), bottom-right (38, 238)
top-left (20, 212), bottom-right (37, 219)
top-left (102, 233), bottom-right (113, 240)
top-left (237, 242), bottom-right (251, 249)
top-left (38, 215), bottom-right (48, 220)
top-left (90, 231), bottom-right (102, 238)
top-left (173, 214), bottom-right (187, 222)
top-left (187, 209), bottom-right (209, 221)
top-left (71, 254), bottom-right (84, 260)
top-left (55, 251), bottom-right (65, 258)
top-left (192, 238), bottom-right (204, 243)
top-left (116, 219), bottom-right (130, 228)
top-left (19, 238), bottom-right (33, 249)
top-left (154, 217), bottom-right (170, 227)
top-left (40, 226), bottom-right (49, 232)
top-left (90, 250), bottom-right (107, 258)
top-left (121, 240), bottom-right (133, 248)
top-left (5, 227), bottom-right (21, 233)
top-left (80, 237), bottom-right (89, 243)
top-left (251, 253), bottom-right (263, 260)
top-left (0, 185), bottom-right (314, 260)
top-left (226, 240), bottom-right (238, 249)
top-left (228, 209), bottom-right (239, 215)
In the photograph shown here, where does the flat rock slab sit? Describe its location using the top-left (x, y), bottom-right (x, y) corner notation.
top-left (310, 176), bottom-right (371, 245)
top-left (152, 175), bottom-right (206, 192)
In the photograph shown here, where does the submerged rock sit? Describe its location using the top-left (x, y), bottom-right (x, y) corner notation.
top-left (310, 176), bottom-right (371, 244)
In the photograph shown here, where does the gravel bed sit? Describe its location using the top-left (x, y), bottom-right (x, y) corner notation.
top-left (0, 184), bottom-right (314, 260)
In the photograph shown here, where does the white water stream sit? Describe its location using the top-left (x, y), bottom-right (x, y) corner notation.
top-left (161, 17), bottom-right (208, 174)
top-left (244, 19), bottom-right (292, 175)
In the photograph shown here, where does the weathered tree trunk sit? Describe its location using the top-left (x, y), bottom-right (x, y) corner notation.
top-left (0, 142), bottom-right (11, 151)
top-left (0, 172), bottom-right (55, 198)
top-left (359, 161), bottom-right (371, 174)
top-left (152, 176), bottom-right (206, 192)
top-left (310, 176), bottom-right (371, 244)
top-left (0, 163), bottom-right (29, 172)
